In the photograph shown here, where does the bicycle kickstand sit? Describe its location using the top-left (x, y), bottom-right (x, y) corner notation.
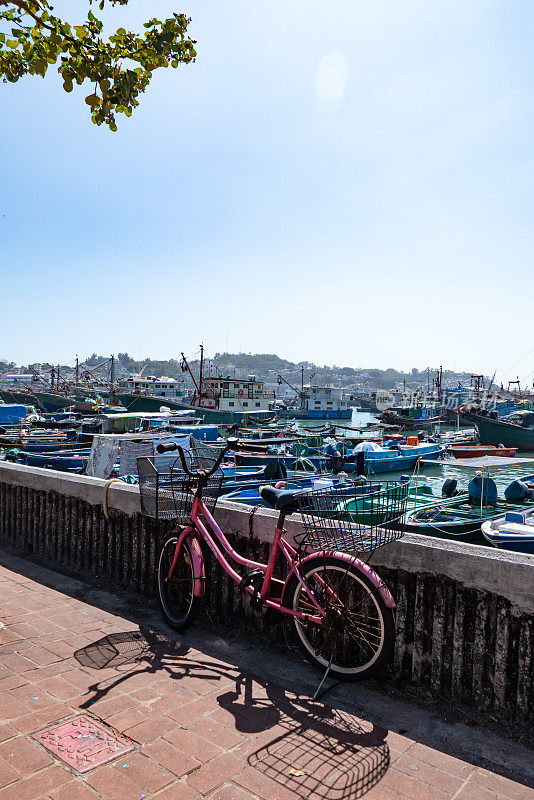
top-left (312, 651), bottom-right (334, 701)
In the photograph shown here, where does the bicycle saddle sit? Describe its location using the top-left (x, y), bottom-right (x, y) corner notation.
top-left (260, 485), bottom-right (304, 514)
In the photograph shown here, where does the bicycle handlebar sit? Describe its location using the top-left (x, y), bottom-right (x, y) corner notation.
top-left (155, 436), bottom-right (270, 479)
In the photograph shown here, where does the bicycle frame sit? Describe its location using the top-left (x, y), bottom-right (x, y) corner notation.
top-left (168, 495), bottom-right (330, 624)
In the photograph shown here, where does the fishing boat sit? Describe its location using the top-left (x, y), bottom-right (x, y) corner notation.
top-left (221, 476), bottom-right (364, 506)
top-left (379, 404), bottom-right (444, 430)
top-left (403, 475), bottom-right (534, 544)
top-left (0, 389), bottom-right (41, 407)
top-left (449, 446), bottom-right (518, 459)
top-left (33, 392), bottom-right (101, 415)
top-left (466, 410), bottom-right (534, 451)
top-left (481, 508), bottom-right (534, 555)
top-left (349, 441), bottom-right (444, 475)
top-left (7, 449), bottom-right (90, 473)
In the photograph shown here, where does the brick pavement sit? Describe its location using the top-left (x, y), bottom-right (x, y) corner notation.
top-left (0, 553), bottom-right (532, 800)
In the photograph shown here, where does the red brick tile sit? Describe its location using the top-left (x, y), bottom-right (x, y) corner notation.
top-left (125, 713), bottom-right (176, 744)
top-left (395, 756), bottom-right (464, 794)
top-left (141, 738), bottom-right (201, 777)
top-left (152, 783), bottom-right (201, 800)
top-left (454, 782), bottom-right (502, 800)
top-left (9, 685), bottom-right (57, 711)
top-left (211, 783), bottom-right (262, 800)
top-left (88, 694), bottom-right (137, 720)
top-left (186, 754), bottom-right (244, 794)
top-left (0, 764), bottom-right (70, 800)
top-left (185, 717), bottom-right (245, 750)
top-left (50, 781), bottom-right (101, 800)
top-left (11, 703), bottom-right (71, 733)
top-left (113, 752), bottom-right (175, 792)
top-left (405, 742), bottom-right (475, 778)
top-left (0, 725), bottom-right (16, 744)
top-left (0, 694), bottom-right (30, 719)
top-left (0, 759), bottom-right (18, 789)
top-left (45, 640), bottom-right (78, 659)
top-left (22, 646), bottom-right (62, 666)
top-left (163, 727), bottom-right (223, 763)
top-left (128, 687), bottom-right (161, 702)
top-left (469, 769), bottom-right (534, 800)
top-left (0, 735), bottom-right (53, 775)
top-left (0, 675), bottom-right (28, 692)
top-left (84, 765), bottom-right (141, 800)
top-left (105, 706), bottom-right (147, 732)
top-left (233, 766), bottom-right (296, 800)
top-left (381, 767), bottom-right (450, 800)
top-left (166, 696), bottom-right (216, 724)
top-left (36, 675), bottom-right (78, 701)
top-left (365, 783), bottom-right (409, 800)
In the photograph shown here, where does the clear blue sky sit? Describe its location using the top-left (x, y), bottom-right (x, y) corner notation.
top-left (1, 1), bottom-right (533, 386)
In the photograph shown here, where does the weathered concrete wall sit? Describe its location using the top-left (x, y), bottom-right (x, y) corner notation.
top-left (0, 461), bottom-right (532, 727)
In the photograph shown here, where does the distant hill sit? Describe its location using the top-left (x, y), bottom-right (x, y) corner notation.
top-left (84, 352), bottom-right (488, 393)
top-left (3, 353), bottom-right (488, 393)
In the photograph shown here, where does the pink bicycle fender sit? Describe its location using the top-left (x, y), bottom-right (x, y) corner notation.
top-left (285, 551), bottom-right (395, 609)
top-left (177, 532), bottom-right (205, 598)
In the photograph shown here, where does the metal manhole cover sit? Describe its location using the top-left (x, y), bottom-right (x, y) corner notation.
top-left (32, 715), bottom-right (134, 773)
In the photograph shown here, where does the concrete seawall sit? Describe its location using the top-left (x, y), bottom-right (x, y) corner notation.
top-left (0, 461), bottom-right (532, 726)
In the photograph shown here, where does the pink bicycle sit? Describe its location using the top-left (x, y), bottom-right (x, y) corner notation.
top-left (138, 439), bottom-right (408, 682)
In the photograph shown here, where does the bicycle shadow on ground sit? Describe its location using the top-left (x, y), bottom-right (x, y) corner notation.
top-left (74, 628), bottom-right (390, 799)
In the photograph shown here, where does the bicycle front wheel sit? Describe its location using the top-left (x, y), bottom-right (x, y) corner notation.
top-left (285, 555), bottom-right (395, 681)
top-left (156, 534), bottom-right (202, 631)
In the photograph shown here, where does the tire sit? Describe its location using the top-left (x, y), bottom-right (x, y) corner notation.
top-left (156, 534), bottom-right (203, 631)
top-left (284, 555), bottom-right (395, 681)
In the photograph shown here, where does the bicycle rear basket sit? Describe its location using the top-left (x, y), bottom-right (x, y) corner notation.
top-left (296, 480), bottom-right (410, 553)
top-left (137, 442), bottom-right (223, 523)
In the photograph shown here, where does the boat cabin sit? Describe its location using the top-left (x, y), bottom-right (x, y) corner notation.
top-left (117, 375), bottom-right (184, 399)
top-left (201, 376), bottom-right (273, 412)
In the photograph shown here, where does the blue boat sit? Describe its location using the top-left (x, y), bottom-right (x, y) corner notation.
top-left (8, 449), bottom-right (91, 472)
top-left (482, 507), bottom-right (534, 554)
top-left (220, 477), bottom-right (359, 506)
top-left (232, 452), bottom-right (330, 471)
top-left (350, 441), bottom-right (445, 475)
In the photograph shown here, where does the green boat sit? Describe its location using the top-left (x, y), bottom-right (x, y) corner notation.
top-left (116, 392), bottom-right (274, 426)
top-left (469, 411), bottom-right (534, 451)
top-left (402, 495), bottom-right (529, 544)
top-left (0, 389), bottom-right (42, 408)
top-left (34, 392), bottom-right (101, 414)
top-left (338, 480), bottom-right (467, 528)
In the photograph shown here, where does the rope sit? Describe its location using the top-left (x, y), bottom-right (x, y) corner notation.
top-left (102, 478), bottom-right (125, 521)
top-left (248, 505), bottom-right (258, 537)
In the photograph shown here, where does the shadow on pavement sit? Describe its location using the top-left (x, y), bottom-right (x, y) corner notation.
top-left (75, 628), bottom-right (390, 799)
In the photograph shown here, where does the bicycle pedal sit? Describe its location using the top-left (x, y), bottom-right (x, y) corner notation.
top-left (239, 569), bottom-right (264, 591)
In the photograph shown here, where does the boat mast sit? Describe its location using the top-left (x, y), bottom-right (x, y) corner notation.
top-left (109, 354), bottom-right (115, 404)
top-left (199, 344), bottom-right (204, 405)
top-left (180, 352), bottom-right (200, 405)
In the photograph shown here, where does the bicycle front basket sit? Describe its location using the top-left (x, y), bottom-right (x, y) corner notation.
top-left (137, 450), bottom-right (223, 523)
top-left (297, 480), bottom-right (410, 553)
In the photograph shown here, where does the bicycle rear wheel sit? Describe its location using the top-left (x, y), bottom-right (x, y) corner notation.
top-left (284, 555), bottom-right (395, 681)
top-left (156, 534), bottom-right (202, 630)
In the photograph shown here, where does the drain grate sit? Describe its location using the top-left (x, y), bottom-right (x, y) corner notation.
top-left (32, 715), bottom-right (134, 773)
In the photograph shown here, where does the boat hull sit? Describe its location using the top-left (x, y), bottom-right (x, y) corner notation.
top-left (34, 392), bottom-right (99, 415)
top-left (277, 408), bottom-right (353, 419)
top-left (471, 414), bottom-right (534, 451)
top-left (449, 446), bottom-right (517, 459)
